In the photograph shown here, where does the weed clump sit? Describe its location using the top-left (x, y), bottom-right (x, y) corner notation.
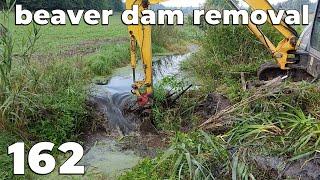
top-left (86, 43), bottom-right (130, 76)
top-left (152, 76), bottom-right (201, 131)
top-left (0, 2), bottom-right (94, 178)
top-left (123, 82), bottom-right (320, 179)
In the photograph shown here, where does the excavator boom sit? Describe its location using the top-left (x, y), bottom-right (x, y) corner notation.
top-left (230, 0), bottom-right (299, 70)
top-left (243, 0), bottom-right (298, 38)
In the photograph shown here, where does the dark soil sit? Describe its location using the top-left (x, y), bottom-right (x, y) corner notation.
top-left (252, 155), bottom-right (320, 180)
top-left (195, 93), bottom-right (233, 134)
top-left (195, 93), bottom-right (232, 119)
top-left (60, 37), bottom-right (128, 58)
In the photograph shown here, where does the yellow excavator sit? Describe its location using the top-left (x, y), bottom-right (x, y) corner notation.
top-left (126, 0), bottom-right (160, 106)
top-left (126, 0), bottom-right (320, 106)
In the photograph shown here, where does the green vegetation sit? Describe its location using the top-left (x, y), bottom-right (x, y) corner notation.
top-left (2, 0), bottom-right (319, 179)
top-left (13, 0), bottom-right (123, 11)
top-left (121, 1), bottom-right (320, 180)
top-left (0, 0), bottom-right (188, 179)
top-left (0, 132), bottom-right (18, 179)
top-left (1, 12), bottom-right (128, 144)
top-left (152, 25), bottom-right (190, 54)
top-left (11, 13), bottom-right (127, 55)
top-left (152, 76), bottom-right (200, 131)
top-left (124, 81), bottom-right (320, 178)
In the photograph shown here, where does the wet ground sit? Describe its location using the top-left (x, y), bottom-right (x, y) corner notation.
top-left (252, 155), bottom-right (320, 179)
top-left (81, 47), bottom-right (197, 178)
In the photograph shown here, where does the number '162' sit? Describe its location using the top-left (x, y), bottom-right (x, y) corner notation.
top-left (8, 142), bottom-right (85, 175)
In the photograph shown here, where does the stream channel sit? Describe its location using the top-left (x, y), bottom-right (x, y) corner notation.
top-left (80, 46), bottom-right (198, 178)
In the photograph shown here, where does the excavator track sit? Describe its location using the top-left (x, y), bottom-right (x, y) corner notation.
top-left (258, 62), bottom-right (314, 82)
top-left (258, 62), bottom-right (288, 81)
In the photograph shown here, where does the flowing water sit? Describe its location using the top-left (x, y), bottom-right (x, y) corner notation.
top-left (81, 47), bottom-right (197, 178)
top-left (90, 51), bottom-right (196, 134)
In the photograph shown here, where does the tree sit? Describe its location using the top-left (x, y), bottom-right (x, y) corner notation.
top-left (16, 0), bottom-right (46, 10)
top-left (113, 0), bottom-right (123, 11)
top-left (277, 0), bottom-right (317, 12)
top-left (14, 0), bottom-right (124, 11)
top-left (0, 1), bottom-right (4, 9)
top-left (206, 0), bottom-right (232, 9)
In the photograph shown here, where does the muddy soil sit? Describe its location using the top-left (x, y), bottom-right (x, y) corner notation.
top-left (33, 37), bottom-right (128, 62)
top-left (252, 155), bottom-right (320, 179)
top-left (81, 92), bottom-right (169, 178)
top-left (86, 94), bottom-right (169, 157)
top-left (196, 93), bottom-right (231, 119)
top-left (60, 37), bottom-right (128, 58)
top-left (195, 93), bottom-right (233, 134)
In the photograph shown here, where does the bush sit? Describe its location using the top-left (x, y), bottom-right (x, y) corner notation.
top-left (183, 21), bottom-right (283, 100)
top-left (121, 131), bottom-right (242, 179)
top-left (0, 6), bottom-right (91, 146)
top-left (27, 60), bottom-right (89, 144)
top-left (152, 25), bottom-right (188, 54)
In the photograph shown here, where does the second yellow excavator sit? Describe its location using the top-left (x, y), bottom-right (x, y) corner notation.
top-left (125, 0), bottom-right (320, 106)
top-left (230, 0), bottom-right (320, 82)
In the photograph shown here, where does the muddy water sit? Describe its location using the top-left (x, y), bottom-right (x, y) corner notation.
top-left (82, 48), bottom-right (197, 178)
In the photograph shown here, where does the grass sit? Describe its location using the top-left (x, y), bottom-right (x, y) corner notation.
top-left (181, 23), bottom-right (282, 101)
top-left (121, 4), bottom-right (320, 180)
top-left (3, 1), bottom-right (317, 179)
top-left (0, 131), bottom-right (18, 180)
top-left (10, 13), bottom-right (127, 55)
top-left (151, 76), bottom-right (201, 131)
top-left (123, 81), bottom-right (320, 179)
top-left (85, 43), bottom-right (130, 76)
top-left (0, 2), bottom-right (191, 178)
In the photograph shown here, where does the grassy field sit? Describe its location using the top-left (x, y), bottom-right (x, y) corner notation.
top-left (11, 13), bottom-right (127, 54)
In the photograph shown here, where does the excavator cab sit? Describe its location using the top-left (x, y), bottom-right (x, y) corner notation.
top-left (307, 2), bottom-right (320, 78)
top-left (287, 1), bottom-right (320, 81)
top-left (311, 3), bottom-right (320, 52)
top-left (311, 3), bottom-right (320, 51)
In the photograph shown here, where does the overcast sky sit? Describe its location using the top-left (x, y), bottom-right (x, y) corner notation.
top-left (160, 0), bottom-right (315, 7)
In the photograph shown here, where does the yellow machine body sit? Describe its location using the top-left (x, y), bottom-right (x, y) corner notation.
top-left (126, 0), bottom-right (166, 100)
top-left (126, 0), bottom-right (153, 97)
top-left (238, 0), bottom-right (299, 70)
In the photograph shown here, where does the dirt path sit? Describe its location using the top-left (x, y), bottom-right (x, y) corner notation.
top-left (33, 37), bottom-right (128, 61)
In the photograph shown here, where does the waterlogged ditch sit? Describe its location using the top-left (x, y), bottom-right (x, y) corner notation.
top-left (82, 47), bottom-right (197, 178)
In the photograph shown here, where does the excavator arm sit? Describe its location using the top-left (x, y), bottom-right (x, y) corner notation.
top-left (230, 0), bottom-right (299, 70)
top-left (126, 0), bottom-right (165, 106)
